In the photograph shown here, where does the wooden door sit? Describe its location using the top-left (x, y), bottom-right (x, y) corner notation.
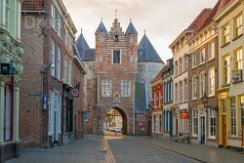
top-left (222, 115), bottom-right (227, 147)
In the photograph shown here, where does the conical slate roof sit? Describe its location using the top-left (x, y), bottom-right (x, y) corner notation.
top-left (95, 21), bottom-right (108, 33)
top-left (125, 21), bottom-right (138, 34)
top-left (75, 32), bottom-right (90, 60)
top-left (138, 34), bottom-right (163, 63)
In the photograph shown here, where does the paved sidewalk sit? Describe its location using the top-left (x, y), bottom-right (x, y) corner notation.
top-left (7, 135), bottom-right (114, 163)
top-left (138, 136), bottom-right (244, 163)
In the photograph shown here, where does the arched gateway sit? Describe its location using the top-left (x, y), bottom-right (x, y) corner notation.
top-left (104, 107), bottom-right (127, 135)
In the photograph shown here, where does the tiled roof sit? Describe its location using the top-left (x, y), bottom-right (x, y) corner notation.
top-left (95, 21), bottom-right (108, 33)
top-left (138, 34), bottom-right (163, 63)
top-left (83, 49), bottom-right (95, 61)
top-left (187, 9), bottom-right (212, 33)
top-left (199, 0), bottom-right (232, 30)
top-left (135, 82), bottom-right (147, 112)
top-left (125, 21), bottom-right (138, 34)
top-left (22, 0), bottom-right (45, 11)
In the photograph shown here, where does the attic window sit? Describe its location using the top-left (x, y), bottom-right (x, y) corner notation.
top-left (114, 34), bottom-right (119, 42)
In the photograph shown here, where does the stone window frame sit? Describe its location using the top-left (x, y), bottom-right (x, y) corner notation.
top-left (112, 50), bottom-right (121, 64)
top-left (234, 13), bottom-right (243, 38)
top-left (208, 67), bottom-right (215, 96)
top-left (208, 41), bottom-right (215, 61)
top-left (192, 109), bottom-right (198, 137)
top-left (222, 24), bottom-right (230, 45)
top-left (208, 108), bottom-right (216, 138)
top-left (121, 80), bottom-right (131, 97)
top-left (192, 75), bottom-right (197, 100)
top-left (102, 80), bottom-right (112, 97)
top-left (199, 71), bottom-right (205, 98)
top-left (230, 97), bottom-right (237, 137)
top-left (199, 48), bottom-right (206, 64)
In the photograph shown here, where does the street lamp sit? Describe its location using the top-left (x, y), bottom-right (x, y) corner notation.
top-left (201, 93), bottom-right (208, 112)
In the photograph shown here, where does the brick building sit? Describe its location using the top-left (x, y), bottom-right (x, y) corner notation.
top-left (150, 69), bottom-right (163, 138)
top-left (188, 0), bottom-right (230, 146)
top-left (76, 18), bottom-right (163, 135)
top-left (20, 0), bottom-right (85, 148)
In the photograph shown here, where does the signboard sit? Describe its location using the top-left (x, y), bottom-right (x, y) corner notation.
top-left (138, 122), bottom-right (144, 127)
top-left (180, 112), bottom-right (188, 119)
top-left (84, 112), bottom-right (88, 122)
top-left (43, 94), bottom-right (48, 110)
top-left (232, 70), bottom-right (242, 82)
top-left (1, 63), bottom-right (10, 75)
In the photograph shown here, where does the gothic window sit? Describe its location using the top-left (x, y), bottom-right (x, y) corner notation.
top-left (113, 50), bottom-right (120, 64)
top-left (114, 34), bottom-right (119, 42)
top-left (121, 80), bottom-right (130, 97)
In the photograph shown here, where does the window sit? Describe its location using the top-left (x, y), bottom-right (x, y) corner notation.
top-left (200, 48), bottom-right (205, 64)
top-left (200, 72), bottom-right (205, 97)
top-left (51, 4), bottom-right (56, 29)
top-left (184, 80), bottom-right (188, 101)
top-left (113, 50), bottom-right (120, 64)
top-left (235, 14), bottom-right (243, 37)
top-left (179, 58), bottom-right (183, 74)
top-left (121, 80), bottom-right (130, 97)
top-left (170, 80), bottom-right (173, 102)
top-left (68, 60), bottom-right (72, 85)
top-left (159, 115), bottom-right (162, 133)
top-left (230, 97), bottom-right (237, 136)
top-left (179, 81), bottom-right (183, 102)
top-left (175, 61), bottom-right (178, 76)
top-left (153, 115), bottom-right (156, 133)
top-left (63, 57), bottom-right (68, 83)
top-left (235, 48), bottom-right (243, 70)
top-left (5, 0), bottom-right (10, 31)
top-left (193, 110), bottom-right (198, 135)
top-left (184, 55), bottom-right (188, 71)
top-left (175, 83), bottom-right (178, 103)
top-left (192, 53), bottom-right (197, 68)
top-left (209, 109), bottom-right (216, 137)
top-left (57, 14), bottom-right (61, 37)
top-left (208, 68), bottom-right (215, 96)
top-left (56, 46), bottom-right (61, 80)
top-left (208, 42), bottom-right (215, 60)
top-left (223, 24), bottom-right (230, 44)
top-left (65, 27), bottom-right (69, 46)
top-left (223, 55), bottom-right (230, 85)
top-left (4, 85), bottom-right (12, 141)
top-left (164, 82), bottom-right (166, 103)
top-left (240, 96), bottom-right (244, 127)
top-left (51, 40), bottom-right (55, 76)
top-left (102, 80), bottom-right (111, 96)
top-left (192, 75), bottom-right (197, 99)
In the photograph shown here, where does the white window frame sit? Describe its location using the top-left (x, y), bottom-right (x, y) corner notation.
top-left (51, 4), bottom-right (56, 29)
top-left (208, 108), bottom-right (216, 138)
top-left (200, 71), bottom-right (205, 98)
top-left (208, 41), bottom-right (215, 61)
top-left (51, 40), bottom-right (56, 77)
top-left (208, 68), bottom-right (215, 96)
top-left (192, 109), bottom-right (198, 136)
top-left (102, 80), bottom-right (112, 97)
top-left (223, 24), bottom-right (230, 44)
top-left (230, 97), bottom-right (237, 136)
top-left (235, 48), bottom-right (243, 70)
top-left (56, 46), bottom-right (61, 80)
top-left (192, 53), bottom-right (197, 68)
top-left (112, 50), bottom-right (121, 64)
top-left (200, 48), bottom-right (205, 64)
top-left (121, 80), bottom-right (131, 97)
top-left (57, 14), bottom-right (62, 37)
top-left (223, 55), bottom-right (230, 85)
top-left (5, 0), bottom-right (10, 31)
top-left (235, 14), bottom-right (243, 37)
top-left (192, 75), bottom-right (197, 99)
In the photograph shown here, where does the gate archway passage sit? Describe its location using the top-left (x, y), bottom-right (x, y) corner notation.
top-left (104, 107), bottom-right (127, 135)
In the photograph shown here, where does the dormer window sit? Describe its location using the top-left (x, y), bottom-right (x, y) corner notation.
top-left (114, 34), bottom-right (119, 42)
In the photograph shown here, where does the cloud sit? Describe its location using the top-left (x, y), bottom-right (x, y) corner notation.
top-left (62, 0), bottom-right (218, 62)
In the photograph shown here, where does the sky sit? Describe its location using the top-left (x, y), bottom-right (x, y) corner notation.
top-left (62, 0), bottom-right (218, 62)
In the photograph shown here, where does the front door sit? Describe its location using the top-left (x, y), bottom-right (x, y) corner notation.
top-left (222, 115), bottom-right (227, 147)
top-left (169, 111), bottom-right (173, 138)
top-left (200, 116), bottom-right (205, 144)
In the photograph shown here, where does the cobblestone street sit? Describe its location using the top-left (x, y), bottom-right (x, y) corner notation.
top-left (6, 135), bottom-right (244, 163)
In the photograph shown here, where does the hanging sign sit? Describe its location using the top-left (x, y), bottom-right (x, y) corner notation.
top-left (180, 112), bottom-right (188, 119)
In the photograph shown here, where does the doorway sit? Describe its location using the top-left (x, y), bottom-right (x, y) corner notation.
top-left (104, 107), bottom-right (127, 136)
top-left (200, 116), bottom-right (205, 144)
top-left (222, 115), bottom-right (227, 147)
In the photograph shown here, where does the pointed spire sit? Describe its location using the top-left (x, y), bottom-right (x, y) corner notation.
top-left (96, 20), bottom-right (108, 33)
top-left (125, 19), bottom-right (138, 34)
top-left (138, 34), bottom-right (162, 63)
top-left (144, 29), bottom-right (146, 35)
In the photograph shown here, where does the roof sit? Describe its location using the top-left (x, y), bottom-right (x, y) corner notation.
top-left (83, 49), bottom-right (96, 61)
top-left (138, 34), bottom-right (163, 63)
top-left (135, 82), bottom-right (147, 112)
top-left (22, 0), bottom-right (45, 11)
top-left (199, 0), bottom-right (232, 30)
top-left (187, 8), bottom-right (212, 33)
top-left (125, 21), bottom-right (138, 34)
top-left (95, 21), bottom-right (108, 33)
top-left (76, 32), bottom-right (90, 59)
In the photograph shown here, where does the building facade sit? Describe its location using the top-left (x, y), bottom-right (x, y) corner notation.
top-left (215, 0), bottom-right (244, 148)
top-left (161, 58), bottom-right (174, 140)
top-left (20, 0), bottom-right (84, 148)
top-left (188, 0), bottom-right (230, 146)
top-left (0, 0), bottom-right (23, 161)
top-left (169, 29), bottom-right (193, 140)
top-left (150, 69), bottom-right (163, 138)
